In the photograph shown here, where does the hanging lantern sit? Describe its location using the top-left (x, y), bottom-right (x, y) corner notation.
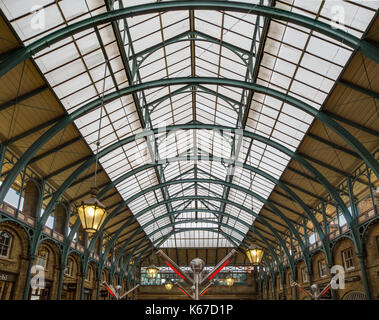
top-left (146, 265), bottom-right (159, 279)
top-left (224, 275), bottom-right (235, 287)
top-left (76, 187), bottom-right (107, 234)
top-left (246, 243), bottom-right (264, 265)
top-left (164, 280), bottom-right (173, 291)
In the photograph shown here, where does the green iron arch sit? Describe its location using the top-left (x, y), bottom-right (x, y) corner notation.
top-left (115, 218), bottom-right (282, 277)
top-left (97, 154), bottom-right (330, 261)
top-left (112, 210), bottom-right (294, 285)
top-left (89, 176), bottom-right (309, 262)
top-left (104, 196), bottom-right (296, 268)
top-left (0, 78), bottom-right (377, 223)
top-left (130, 30), bottom-right (254, 81)
top-left (18, 121), bottom-right (356, 270)
top-left (147, 84), bottom-right (242, 116)
top-left (119, 225), bottom-right (275, 284)
top-left (31, 122), bottom-right (354, 245)
top-left (120, 225), bottom-right (262, 270)
top-left (1, 0), bottom-right (378, 78)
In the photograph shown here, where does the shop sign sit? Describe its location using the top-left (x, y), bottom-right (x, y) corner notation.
top-left (0, 271), bottom-right (17, 282)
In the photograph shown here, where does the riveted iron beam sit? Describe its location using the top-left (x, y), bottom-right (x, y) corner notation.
top-left (306, 133), bottom-right (360, 159)
top-left (339, 79), bottom-right (379, 99)
top-left (324, 111), bottom-right (379, 137)
top-left (299, 152), bottom-right (350, 177)
top-left (0, 85), bottom-right (49, 112)
top-left (43, 156), bottom-right (91, 180)
top-left (2, 115), bottom-right (65, 146)
top-left (130, 30), bottom-right (252, 64)
top-left (28, 137), bottom-right (82, 165)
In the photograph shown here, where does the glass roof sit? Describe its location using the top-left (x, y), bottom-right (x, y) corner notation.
top-left (1, 0), bottom-right (377, 249)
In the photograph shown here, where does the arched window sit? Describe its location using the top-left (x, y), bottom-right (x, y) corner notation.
top-left (36, 248), bottom-right (49, 269)
top-left (0, 231), bottom-right (12, 258)
top-left (86, 267), bottom-right (92, 281)
top-left (64, 259), bottom-right (74, 276)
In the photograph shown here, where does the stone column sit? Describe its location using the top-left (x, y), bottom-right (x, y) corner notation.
top-left (22, 180), bottom-right (40, 219)
top-left (50, 264), bottom-right (61, 300)
top-left (357, 253), bottom-right (372, 300)
top-left (75, 273), bottom-right (84, 300)
top-left (94, 279), bottom-right (101, 300)
top-left (13, 254), bottom-right (34, 300)
top-left (56, 264), bottom-right (66, 300)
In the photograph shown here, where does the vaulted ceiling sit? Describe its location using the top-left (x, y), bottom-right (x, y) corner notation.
top-left (0, 0), bottom-right (378, 268)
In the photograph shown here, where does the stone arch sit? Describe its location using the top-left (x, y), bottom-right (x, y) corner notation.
top-left (332, 237), bottom-right (364, 300)
top-left (311, 250), bottom-right (328, 282)
top-left (98, 268), bottom-right (110, 300)
top-left (295, 260), bottom-right (309, 300)
top-left (61, 252), bottom-right (80, 300)
top-left (275, 272), bottom-right (282, 300)
top-left (362, 219), bottom-right (379, 299)
top-left (83, 262), bottom-right (96, 300)
top-left (332, 237), bottom-right (359, 270)
top-left (102, 268), bottom-right (109, 283)
top-left (284, 266), bottom-right (294, 300)
top-left (34, 240), bottom-right (60, 300)
top-left (342, 290), bottom-right (367, 300)
top-left (65, 253), bottom-right (80, 279)
top-left (362, 216), bottom-right (379, 239)
top-left (0, 221), bottom-right (30, 299)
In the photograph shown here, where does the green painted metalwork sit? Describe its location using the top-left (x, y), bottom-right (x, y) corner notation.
top-left (7, 121), bottom-right (347, 237)
top-left (95, 176), bottom-right (305, 261)
top-left (0, 85), bottom-right (48, 112)
top-left (104, 196), bottom-right (295, 263)
top-left (96, 154), bottom-right (330, 261)
top-left (1, 76), bottom-right (373, 224)
top-left (1, 1), bottom-right (379, 78)
top-left (8, 120), bottom-right (354, 280)
top-left (0, 145), bottom-right (6, 180)
top-left (148, 84), bottom-right (241, 115)
top-left (130, 30), bottom-right (253, 80)
top-left (217, 0), bottom-right (270, 237)
top-left (95, 176), bottom-right (308, 259)
top-left (324, 111), bottom-right (379, 138)
top-left (110, 0), bottom-right (176, 232)
top-left (119, 227), bottom-right (261, 277)
top-left (338, 79), bottom-right (379, 99)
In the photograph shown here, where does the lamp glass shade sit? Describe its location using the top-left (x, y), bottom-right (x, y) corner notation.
top-left (146, 265), bottom-right (159, 279)
top-left (246, 244), bottom-right (264, 265)
top-left (225, 275), bottom-right (235, 287)
top-left (76, 188), bottom-right (107, 234)
top-left (164, 281), bottom-right (173, 290)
